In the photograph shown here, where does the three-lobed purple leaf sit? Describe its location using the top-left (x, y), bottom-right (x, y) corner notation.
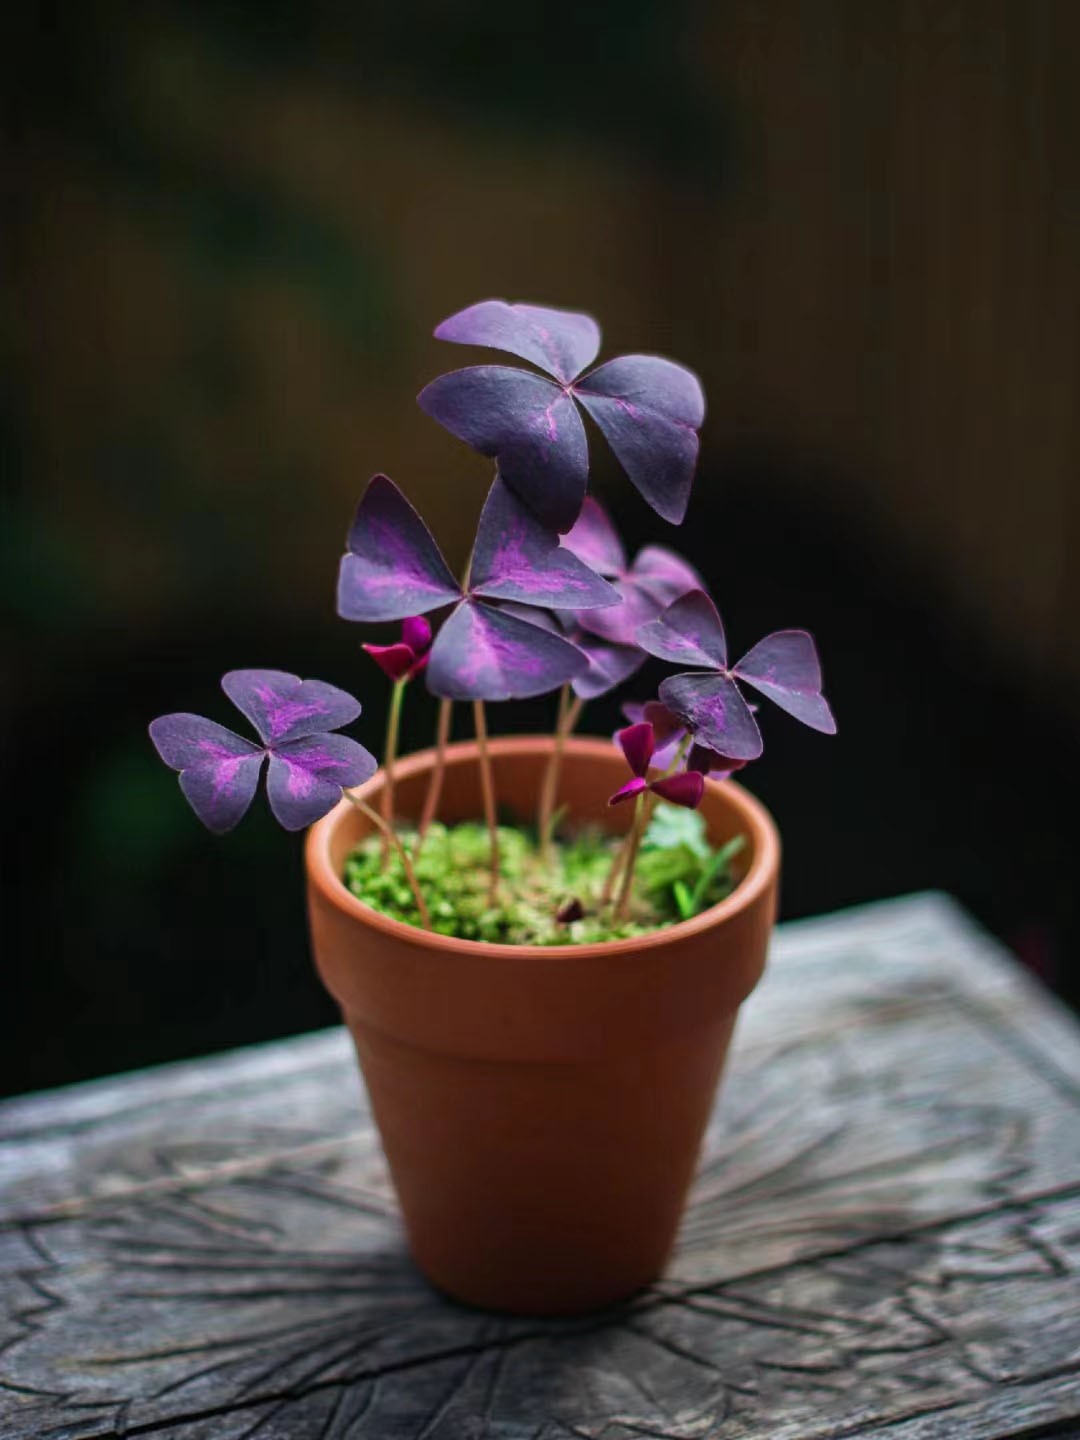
top-left (636, 589), bottom-right (836, 759)
top-left (150, 671), bottom-right (375, 833)
top-left (337, 474), bottom-right (616, 701)
top-left (418, 300), bottom-right (705, 532)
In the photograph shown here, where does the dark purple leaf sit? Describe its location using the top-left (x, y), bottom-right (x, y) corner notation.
top-left (649, 771), bottom-right (704, 809)
top-left (659, 671), bottom-right (763, 761)
top-left (433, 299), bottom-right (600, 384)
top-left (417, 368), bottom-right (588, 532)
top-left (560, 495), bottom-right (626, 575)
top-left (686, 742), bottom-right (747, 778)
top-left (426, 599), bottom-right (587, 701)
top-left (636, 589), bottom-right (728, 670)
top-left (608, 776), bottom-right (649, 806)
top-left (337, 474), bottom-right (461, 622)
top-left (221, 670), bottom-right (361, 746)
top-left (149, 714), bottom-right (265, 835)
top-left (266, 734), bottom-right (377, 831)
top-left (401, 615), bottom-right (433, 655)
top-left (575, 577), bottom-right (664, 646)
top-left (571, 635), bottom-right (645, 700)
top-left (616, 721), bottom-right (655, 778)
top-left (733, 630), bottom-right (837, 734)
top-left (574, 355), bottom-right (705, 524)
top-left (468, 476), bottom-right (619, 610)
top-left (569, 504), bottom-right (701, 646)
top-left (489, 601), bottom-right (563, 636)
top-left (631, 546), bottom-right (703, 606)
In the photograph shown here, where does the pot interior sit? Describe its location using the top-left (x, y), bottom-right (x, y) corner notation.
top-left (326, 737), bottom-right (758, 896)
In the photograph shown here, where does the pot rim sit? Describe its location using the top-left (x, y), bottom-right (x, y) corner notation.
top-left (305, 735), bottom-right (780, 962)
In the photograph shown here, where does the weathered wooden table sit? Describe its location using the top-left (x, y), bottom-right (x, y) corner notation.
top-left (3, 893), bottom-right (1079, 1440)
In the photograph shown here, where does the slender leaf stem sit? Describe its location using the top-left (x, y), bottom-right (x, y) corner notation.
top-left (345, 791), bottom-right (431, 930)
top-left (600, 734), bottom-right (692, 911)
top-left (379, 678), bottom-right (406, 867)
top-left (473, 699), bottom-right (499, 903)
top-left (537, 686), bottom-right (585, 857)
top-left (614, 793), bottom-right (647, 923)
top-left (416, 697), bottom-right (452, 851)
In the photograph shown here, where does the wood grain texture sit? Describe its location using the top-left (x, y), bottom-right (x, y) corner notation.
top-left (2, 892), bottom-right (1078, 1439)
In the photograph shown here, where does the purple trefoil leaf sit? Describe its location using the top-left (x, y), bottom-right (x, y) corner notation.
top-left (637, 590), bottom-right (836, 759)
top-left (338, 474), bottom-right (616, 702)
top-left (418, 300), bottom-right (705, 532)
top-left (563, 497), bottom-right (701, 646)
top-left (150, 672), bottom-right (375, 833)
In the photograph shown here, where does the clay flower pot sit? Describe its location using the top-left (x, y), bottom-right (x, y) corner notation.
top-left (305, 736), bottom-right (779, 1315)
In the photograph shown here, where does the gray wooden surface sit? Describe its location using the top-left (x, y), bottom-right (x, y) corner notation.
top-left (2, 892), bottom-right (1079, 1440)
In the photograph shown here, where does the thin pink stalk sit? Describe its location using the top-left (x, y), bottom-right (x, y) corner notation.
top-left (345, 790), bottom-right (431, 930)
top-left (473, 699), bottom-right (499, 904)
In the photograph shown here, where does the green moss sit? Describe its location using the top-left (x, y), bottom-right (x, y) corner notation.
top-left (343, 805), bottom-right (744, 946)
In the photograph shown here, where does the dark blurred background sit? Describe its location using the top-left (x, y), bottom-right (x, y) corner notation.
top-left (3, 1), bottom-right (1078, 1098)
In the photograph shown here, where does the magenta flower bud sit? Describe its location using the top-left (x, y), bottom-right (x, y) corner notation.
top-left (401, 615), bottom-right (432, 657)
top-left (362, 642), bottom-right (418, 683)
top-left (649, 771), bottom-right (705, 809)
top-left (616, 721), bottom-right (655, 778)
top-left (608, 776), bottom-right (649, 806)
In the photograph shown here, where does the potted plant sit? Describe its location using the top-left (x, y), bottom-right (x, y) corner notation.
top-left (150, 299), bottom-right (835, 1315)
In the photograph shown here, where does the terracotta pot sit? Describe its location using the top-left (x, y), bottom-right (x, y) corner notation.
top-left (305, 736), bottom-right (779, 1315)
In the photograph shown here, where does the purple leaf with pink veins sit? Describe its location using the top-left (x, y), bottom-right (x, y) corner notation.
top-left (337, 474), bottom-right (461, 623)
top-left (338, 475), bottom-right (616, 702)
top-left (732, 630), bottom-right (837, 734)
top-left (468, 476), bottom-right (619, 610)
top-left (494, 600), bottom-right (643, 700)
top-left (426, 599), bottom-right (586, 702)
top-left (638, 589), bottom-right (835, 759)
top-left (558, 495), bottom-right (627, 576)
top-left (433, 299), bottom-right (601, 384)
top-left (418, 300), bottom-right (705, 531)
top-left (150, 673), bottom-right (375, 833)
top-left (636, 589), bottom-right (728, 669)
top-left (222, 669), bottom-right (361, 744)
top-left (573, 355), bottom-right (705, 525)
top-left (265, 734), bottom-right (374, 830)
top-left (417, 367), bottom-right (588, 533)
top-left (562, 497), bottom-right (702, 647)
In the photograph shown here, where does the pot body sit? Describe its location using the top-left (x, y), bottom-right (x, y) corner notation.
top-left (306, 737), bottom-right (779, 1314)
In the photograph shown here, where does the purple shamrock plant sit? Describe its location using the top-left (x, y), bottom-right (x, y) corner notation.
top-left (498, 496), bottom-right (701, 851)
top-left (149, 295), bottom-right (837, 944)
top-left (418, 300), bottom-right (705, 531)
